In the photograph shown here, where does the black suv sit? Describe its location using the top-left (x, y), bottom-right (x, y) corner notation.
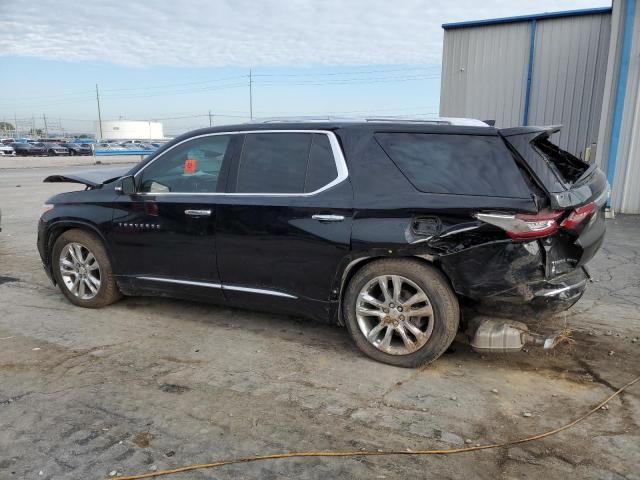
top-left (38, 119), bottom-right (608, 366)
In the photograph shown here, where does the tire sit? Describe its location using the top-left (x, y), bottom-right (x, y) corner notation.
top-left (51, 229), bottom-right (122, 308)
top-left (69, 150), bottom-right (76, 156)
top-left (343, 258), bottom-right (459, 367)
top-left (48, 149), bottom-right (56, 156)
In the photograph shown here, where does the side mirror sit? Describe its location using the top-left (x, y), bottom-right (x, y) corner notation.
top-left (116, 175), bottom-right (136, 195)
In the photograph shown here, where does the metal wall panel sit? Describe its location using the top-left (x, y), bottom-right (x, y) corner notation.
top-left (440, 23), bottom-right (530, 127)
top-left (528, 14), bottom-right (611, 156)
top-left (613, 3), bottom-right (640, 213)
top-left (440, 12), bottom-right (611, 158)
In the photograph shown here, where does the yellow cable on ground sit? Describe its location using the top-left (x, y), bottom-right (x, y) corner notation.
top-left (116, 373), bottom-right (640, 480)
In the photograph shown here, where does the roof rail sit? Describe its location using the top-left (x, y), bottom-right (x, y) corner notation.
top-left (248, 116), bottom-right (489, 127)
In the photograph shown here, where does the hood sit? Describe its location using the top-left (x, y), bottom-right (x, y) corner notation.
top-left (43, 166), bottom-right (131, 187)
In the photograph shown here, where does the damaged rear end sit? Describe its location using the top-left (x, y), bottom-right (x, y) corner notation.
top-left (437, 126), bottom-right (608, 343)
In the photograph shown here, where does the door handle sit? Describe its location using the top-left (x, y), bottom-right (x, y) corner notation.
top-left (185, 209), bottom-right (212, 217)
top-left (312, 214), bottom-right (345, 222)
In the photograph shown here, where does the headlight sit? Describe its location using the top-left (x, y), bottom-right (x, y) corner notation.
top-left (42, 204), bottom-right (54, 213)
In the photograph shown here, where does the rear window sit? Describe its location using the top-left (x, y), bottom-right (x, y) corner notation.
top-left (533, 137), bottom-right (589, 184)
top-left (375, 133), bottom-right (530, 198)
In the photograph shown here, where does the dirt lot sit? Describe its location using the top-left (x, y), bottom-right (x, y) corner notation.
top-left (1, 156), bottom-right (639, 479)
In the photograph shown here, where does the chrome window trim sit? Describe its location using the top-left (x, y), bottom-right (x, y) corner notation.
top-left (133, 130), bottom-right (348, 197)
top-left (136, 276), bottom-right (297, 299)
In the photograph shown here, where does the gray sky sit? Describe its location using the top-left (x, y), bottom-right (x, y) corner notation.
top-left (0, 0), bottom-right (612, 134)
top-left (0, 0), bottom-right (611, 67)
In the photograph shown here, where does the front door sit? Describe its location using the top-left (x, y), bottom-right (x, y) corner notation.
top-left (109, 133), bottom-right (240, 301)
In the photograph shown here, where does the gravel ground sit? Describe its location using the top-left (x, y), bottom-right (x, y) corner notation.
top-left (0, 158), bottom-right (638, 479)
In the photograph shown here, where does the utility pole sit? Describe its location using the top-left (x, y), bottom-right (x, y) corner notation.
top-left (208, 110), bottom-right (213, 127)
top-left (95, 84), bottom-right (103, 140)
top-left (43, 114), bottom-right (49, 137)
top-left (249, 69), bottom-right (253, 120)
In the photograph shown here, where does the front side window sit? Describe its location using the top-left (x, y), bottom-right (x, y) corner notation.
top-left (235, 132), bottom-right (338, 194)
top-left (138, 135), bottom-right (231, 193)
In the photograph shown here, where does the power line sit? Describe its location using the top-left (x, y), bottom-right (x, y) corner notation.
top-left (100, 82), bottom-right (247, 100)
top-left (255, 74), bottom-right (440, 87)
top-left (100, 75), bottom-right (248, 93)
top-left (251, 66), bottom-right (438, 77)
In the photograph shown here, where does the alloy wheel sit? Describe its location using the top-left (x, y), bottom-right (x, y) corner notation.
top-left (356, 274), bottom-right (434, 355)
top-left (59, 242), bottom-right (102, 300)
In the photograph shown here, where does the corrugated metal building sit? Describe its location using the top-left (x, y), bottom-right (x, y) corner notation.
top-left (596, 0), bottom-right (640, 213)
top-left (440, 1), bottom-right (640, 214)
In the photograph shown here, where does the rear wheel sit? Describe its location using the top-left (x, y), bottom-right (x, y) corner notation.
top-left (51, 229), bottom-right (121, 308)
top-left (69, 149), bottom-right (76, 156)
top-left (48, 149), bottom-right (56, 156)
top-left (343, 259), bottom-right (459, 367)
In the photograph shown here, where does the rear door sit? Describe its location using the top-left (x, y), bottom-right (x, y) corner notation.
top-left (215, 130), bottom-right (353, 314)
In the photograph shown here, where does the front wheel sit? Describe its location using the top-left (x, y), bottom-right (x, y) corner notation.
top-left (51, 229), bottom-right (122, 308)
top-left (343, 259), bottom-right (459, 367)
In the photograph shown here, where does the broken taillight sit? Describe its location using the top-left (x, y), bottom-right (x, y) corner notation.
top-left (475, 211), bottom-right (563, 240)
top-left (560, 201), bottom-right (596, 231)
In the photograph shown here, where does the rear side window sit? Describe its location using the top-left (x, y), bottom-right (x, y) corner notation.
top-left (375, 133), bottom-right (530, 198)
top-left (305, 134), bottom-right (338, 193)
top-left (235, 132), bottom-right (339, 194)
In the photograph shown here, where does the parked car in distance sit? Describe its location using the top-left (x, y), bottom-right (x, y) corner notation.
top-left (119, 141), bottom-right (152, 150)
top-left (94, 142), bottom-right (127, 151)
top-left (0, 144), bottom-right (15, 156)
top-left (13, 142), bottom-right (46, 156)
top-left (63, 143), bottom-right (93, 156)
top-left (38, 118), bottom-right (608, 367)
top-left (37, 142), bottom-right (69, 156)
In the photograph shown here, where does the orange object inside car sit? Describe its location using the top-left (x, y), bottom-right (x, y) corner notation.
top-left (183, 159), bottom-right (197, 174)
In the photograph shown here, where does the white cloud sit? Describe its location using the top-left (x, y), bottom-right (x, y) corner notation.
top-left (0, 0), bottom-right (610, 67)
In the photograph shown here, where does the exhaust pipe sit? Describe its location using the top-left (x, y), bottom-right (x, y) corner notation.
top-left (467, 316), bottom-right (562, 353)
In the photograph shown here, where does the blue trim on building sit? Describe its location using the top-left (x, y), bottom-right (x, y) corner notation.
top-left (442, 7), bottom-right (611, 30)
top-left (523, 20), bottom-right (537, 126)
top-left (607, 0), bottom-right (636, 206)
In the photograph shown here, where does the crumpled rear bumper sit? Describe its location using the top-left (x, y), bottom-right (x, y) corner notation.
top-left (477, 267), bottom-right (589, 317)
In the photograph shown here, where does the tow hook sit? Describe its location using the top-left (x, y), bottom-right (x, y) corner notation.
top-left (466, 316), bottom-right (565, 353)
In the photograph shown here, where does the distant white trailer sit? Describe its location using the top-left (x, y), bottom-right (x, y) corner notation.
top-left (95, 120), bottom-right (164, 141)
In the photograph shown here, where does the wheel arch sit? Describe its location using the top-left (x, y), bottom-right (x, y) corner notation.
top-left (44, 220), bottom-right (115, 280)
top-left (335, 254), bottom-right (451, 325)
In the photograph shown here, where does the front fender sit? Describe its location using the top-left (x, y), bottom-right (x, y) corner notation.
top-left (39, 209), bottom-right (116, 281)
